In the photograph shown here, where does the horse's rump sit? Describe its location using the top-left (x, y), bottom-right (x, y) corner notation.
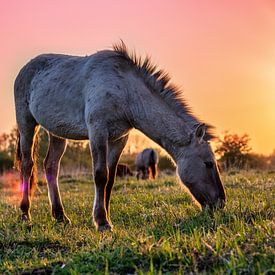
top-left (135, 148), bottom-right (158, 179)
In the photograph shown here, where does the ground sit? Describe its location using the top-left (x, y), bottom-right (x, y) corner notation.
top-left (0, 171), bottom-right (274, 274)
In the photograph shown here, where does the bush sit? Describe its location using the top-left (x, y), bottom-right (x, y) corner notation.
top-left (216, 132), bottom-right (251, 170)
top-left (0, 151), bottom-right (13, 174)
top-left (158, 156), bottom-right (175, 171)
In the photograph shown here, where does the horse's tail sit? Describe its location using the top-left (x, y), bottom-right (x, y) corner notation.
top-left (14, 128), bottom-right (21, 172)
top-left (150, 163), bottom-right (158, 179)
top-left (149, 149), bottom-right (158, 179)
top-left (30, 130), bottom-right (39, 198)
top-left (14, 127), bottom-right (39, 198)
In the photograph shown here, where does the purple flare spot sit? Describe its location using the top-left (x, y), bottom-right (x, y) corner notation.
top-left (46, 174), bottom-right (54, 182)
top-left (22, 181), bottom-right (28, 193)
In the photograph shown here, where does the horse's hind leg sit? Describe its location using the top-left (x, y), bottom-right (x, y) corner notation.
top-left (105, 135), bottom-right (129, 220)
top-left (136, 169), bottom-right (141, 180)
top-left (18, 123), bottom-right (39, 222)
top-left (150, 163), bottom-right (158, 179)
top-left (44, 134), bottom-right (70, 223)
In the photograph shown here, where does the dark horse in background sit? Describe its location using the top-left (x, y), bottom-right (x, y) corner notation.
top-left (116, 163), bottom-right (133, 178)
top-left (14, 41), bottom-right (226, 231)
top-left (135, 148), bottom-right (158, 180)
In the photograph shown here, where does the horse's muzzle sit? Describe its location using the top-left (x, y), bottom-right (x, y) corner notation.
top-left (202, 198), bottom-right (226, 211)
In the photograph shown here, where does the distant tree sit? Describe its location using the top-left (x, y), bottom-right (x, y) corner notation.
top-left (215, 132), bottom-right (252, 170)
top-left (37, 128), bottom-right (91, 174)
top-left (267, 150), bottom-right (275, 170)
top-left (0, 151), bottom-right (13, 173)
top-left (0, 127), bottom-right (18, 157)
top-left (245, 153), bottom-right (268, 170)
top-left (61, 140), bottom-right (91, 172)
top-left (0, 133), bottom-right (9, 152)
top-left (0, 127), bottom-right (92, 174)
top-left (0, 127), bottom-right (18, 173)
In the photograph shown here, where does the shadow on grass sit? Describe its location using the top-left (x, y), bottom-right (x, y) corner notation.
top-left (0, 239), bottom-right (69, 273)
top-left (20, 263), bottom-right (63, 275)
top-left (1, 239), bottom-right (68, 255)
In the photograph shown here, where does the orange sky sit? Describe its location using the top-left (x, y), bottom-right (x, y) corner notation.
top-left (0, 0), bottom-right (274, 154)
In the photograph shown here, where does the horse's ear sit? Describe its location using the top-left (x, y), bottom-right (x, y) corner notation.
top-left (195, 123), bottom-right (206, 142)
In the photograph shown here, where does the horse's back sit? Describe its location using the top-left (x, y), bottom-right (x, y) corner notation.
top-left (14, 51), bottom-right (133, 140)
top-left (14, 53), bottom-right (84, 103)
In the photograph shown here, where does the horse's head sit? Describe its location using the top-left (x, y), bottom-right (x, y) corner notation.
top-left (177, 124), bottom-right (226, 210)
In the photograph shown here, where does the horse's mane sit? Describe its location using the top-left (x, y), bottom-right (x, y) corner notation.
top-left (113, 41), bottom-right (214, 140)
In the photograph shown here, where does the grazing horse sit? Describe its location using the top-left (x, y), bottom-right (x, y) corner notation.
top-left (14, 42), bottom-right (226, 231)
top-left (135, 148), bottom-right (158, 180)
top-left (116, 163), bottom-right (133, 178)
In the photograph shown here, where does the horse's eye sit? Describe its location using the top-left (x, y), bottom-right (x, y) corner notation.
top-left (204, 161), bottom-right (213, 168)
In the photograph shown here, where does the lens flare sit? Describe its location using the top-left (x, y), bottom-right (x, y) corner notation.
top-left (0, 171), bottom-right (21, 206)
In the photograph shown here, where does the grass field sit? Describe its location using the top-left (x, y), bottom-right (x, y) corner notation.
top-left (0, 171), bottom-right (274, 274)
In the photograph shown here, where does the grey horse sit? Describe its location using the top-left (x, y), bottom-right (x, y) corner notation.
top-left (14, 41), bottom-right (226, 231)
top-left (135, 148), bottom-right (158, 180)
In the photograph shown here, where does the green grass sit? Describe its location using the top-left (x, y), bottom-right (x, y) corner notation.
top-left (0, 171), bottom-right (274, 274)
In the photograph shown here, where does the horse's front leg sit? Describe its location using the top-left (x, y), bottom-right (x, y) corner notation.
top-left (105, 135), bottom-right (129, 219)
top-left (89, 131), bottom-right (111, 232)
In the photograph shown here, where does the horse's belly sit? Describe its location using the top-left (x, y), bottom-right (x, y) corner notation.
top-left (29, 93), bottom-right (88, 140)
top-left (44, 121), bottom-right (89, 140)
top-left (36, 115), bottom-right (88, 140)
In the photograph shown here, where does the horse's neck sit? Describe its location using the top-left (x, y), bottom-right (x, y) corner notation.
top-left (128, 88), bottom-right (191, 161)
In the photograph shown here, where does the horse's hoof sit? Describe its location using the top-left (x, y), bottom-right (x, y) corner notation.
top-left (97, 223), bottom-right (113, 232)
top-left (22, 214), bottom-right (30, 221)
top-left (18, 214), bottom-right (33, 230)
top-left (19, 213), bottom-right (31, 223)
top-left (53, 209), bottom-right (71, 224)
top-left (55, 214), bottom-right (72, 225)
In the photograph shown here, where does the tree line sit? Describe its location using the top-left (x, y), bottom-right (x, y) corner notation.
top-left (0, 127), bottom-right (92, 175)
top-left (215, 132), bottom-right (275, 171)
top-left (0, 127), bottom-right (274, 174)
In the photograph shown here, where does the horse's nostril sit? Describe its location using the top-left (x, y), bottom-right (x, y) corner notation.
top-left (202, 198), bottom-right (225, 211)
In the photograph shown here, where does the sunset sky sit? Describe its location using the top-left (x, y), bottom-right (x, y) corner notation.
top-left (0, 0), bottom-right (274, 154)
